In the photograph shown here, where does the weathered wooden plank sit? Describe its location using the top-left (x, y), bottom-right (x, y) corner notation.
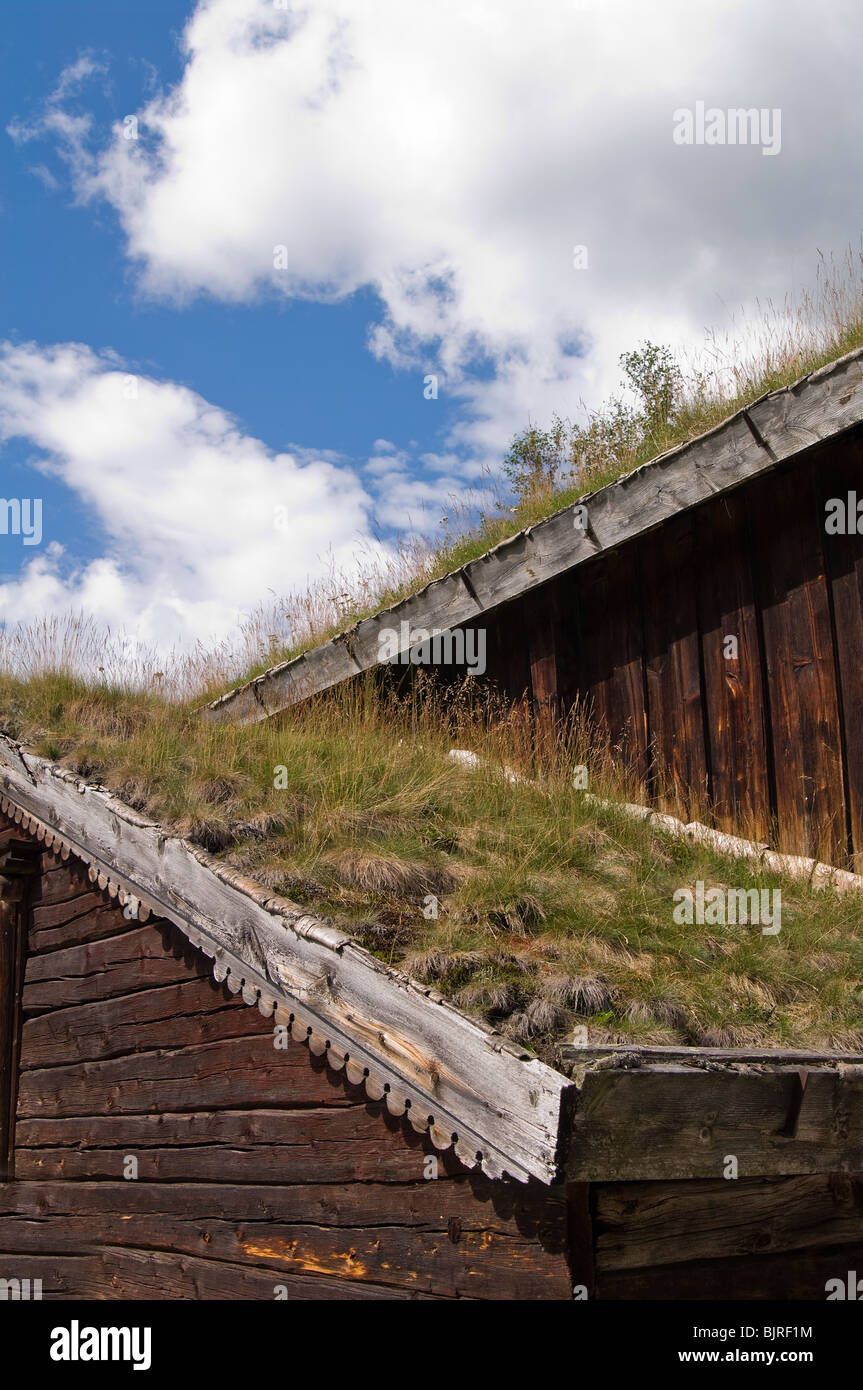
top-left (0, 1248), bottom-right (437, 1300)
top-left (818, 428), bottom-right (863, 869)
top-left (30, 901), bottom-right (132, 956)
top-left (571, 548), bottom-right (648, 786)
top-left (16, 1035), bottom-right (358, 1117)
top-left (566, 1181), bottom-right (595, 1298)
top-left (14, 1107), bottom-right (439, 1184)
top-left (565, 1065), bottom-right (863, 1180)
top-left (524, 586), bottom-right (559, 730)
top-left (487, 596), bottom-right (531, 703)
top-left (597, 1245), bottom-right (858, 1300)
top-left (695, 489), bottom-right (771, 838)
top-left (593, 1173), bottom-right (863, 1271)
top-left (20, 976), bottom-right (255, 1066)
top-left (0, 900), bottom-right (20, 1179)
top-left (31, 887), bottom-right (118, 933)
top-left (640, 513), bottom-right (709, 817)
top-left (31, 863), bottom-right (93, 908)
top-left (0, 1254), bottom-right (105, 1299)
top-left (749, 462), bottom-right (847, 861)
top-left (0, 740), bottom-right (570, 1184)
top-left (0, 1179), bottom-right (572, 1301)
top-left (22, 922), bottom-right (209, 1012)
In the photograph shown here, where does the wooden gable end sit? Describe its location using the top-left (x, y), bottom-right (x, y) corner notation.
top-left (0, 833), bottom-right (572, 1301)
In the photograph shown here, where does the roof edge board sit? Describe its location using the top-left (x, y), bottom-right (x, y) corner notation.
top-left (0, 733), bottom-right (569, 1186)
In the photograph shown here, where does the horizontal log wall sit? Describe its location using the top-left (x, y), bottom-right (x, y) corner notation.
top-left (0, 843), bottom-right (572, 1300)
top-left (4, 833), bottom-right (863, 1299)
top-left (590, 1174), bottom-right (863, 1300)
top-left (478, 425), bottom-right (863, 868)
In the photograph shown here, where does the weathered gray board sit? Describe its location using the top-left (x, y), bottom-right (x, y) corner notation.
top-left (0, 736), bottom-right (569, 1185)
top-left (561, 1044), bottom-right (863, 1181)
top-left (203, 348), bottom-right (863, 725)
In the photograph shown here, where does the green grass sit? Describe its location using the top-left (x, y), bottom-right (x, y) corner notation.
top-left (4, 668), bottom-right (863, 1062)
top-left (5, 247), bottom-right (863, 1063)
top-left (201, 245), bottom-right (863, 700)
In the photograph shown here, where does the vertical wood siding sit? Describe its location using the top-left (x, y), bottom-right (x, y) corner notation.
top-left (478, 425), bottom-right (863, 865)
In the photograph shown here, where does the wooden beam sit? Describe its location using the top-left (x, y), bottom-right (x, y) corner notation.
top-left (202, 349), bottom-right (863, 725)
top-left (561, 1047), bottom-right (863, 1180)
top-left (0, 737), bottom-right (569, 1186)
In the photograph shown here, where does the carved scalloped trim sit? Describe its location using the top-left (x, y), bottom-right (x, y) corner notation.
top-left (0, 791), bottom-right (525, 1183)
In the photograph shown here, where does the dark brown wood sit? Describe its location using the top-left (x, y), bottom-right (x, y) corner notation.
top-left (596, 1245), bottom-right (859, 1300)
top-left (571, 548), bottom-right (649, 788)
top-left (0, 1178), bottom-right (571, 1300)
top-left (0, 900), bottom-right (19, 1180)
top-left (16, 1034), bottom-right (359, 1118)
top-left (640, 513), bottom-right (709, 817)
top-left (14, 1108), bottom-right (433, 1184)
top-left (0, 1250), bottom-right (441, 1300)
top-left (593, 1173), bottom-right (863, 1271)
top-left (749, 462), bottom-right (847, 862)
top-left (19, 976), bottom-right (256, 1066)
top-left (565, 1064), bottom-right (863, 1180)
top-left (566, 1181), bottom-right (595, 1298)
top-left (492, 595), bottom-right (531, 704)
top-left (22, 923), bottom-right (209, 1012)
top-left (0, 842), bottom-right (39, 1181)
top-left (29, 900), bottom-right (130, 956)
top-left (696, 490), bottom-right (771, 839)
top-left (524, 585), bottom-right (559, 727)
top-left (819, 429), bottom-right (863, 869)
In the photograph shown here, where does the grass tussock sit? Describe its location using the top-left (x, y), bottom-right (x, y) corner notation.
top-left (3, 666), bottom-right (863, 1061)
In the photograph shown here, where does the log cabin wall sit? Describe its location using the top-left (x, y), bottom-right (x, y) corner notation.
top-left (587, 1174), bottom-right (863, 1300)
top-left (2, 829), bottom-right (863, 1299)
top-left (0, 839), bottom-right (572, 1300)
top-left (475, 424), bottom-right (863, 869)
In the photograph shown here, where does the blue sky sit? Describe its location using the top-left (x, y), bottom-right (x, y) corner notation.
top-left (0, 0), bottom-right (460, 588)
top-left (1, 0), bottom-right (861, 659)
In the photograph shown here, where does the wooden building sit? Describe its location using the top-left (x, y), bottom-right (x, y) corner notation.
top-left (2, 736), bottom-right (863, 1300)
top-left (205, 347), bottom-right (863, 869)
top-left (5, 351), bottom-right (863, 1299)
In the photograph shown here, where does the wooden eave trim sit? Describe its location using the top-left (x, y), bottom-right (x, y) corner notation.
top-left (202, 347), bottom-right (863, 726)
top-left (561, 1044), bottom-right (863, 1181)
top-left (0, 735), bottom-right (569, 1185)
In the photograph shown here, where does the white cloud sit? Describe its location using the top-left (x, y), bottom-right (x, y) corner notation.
top-left (6, 0), bottom-right (863, 658)
top-left (41, 0), bottom-right (863, 459)
top-left (0, 341), bottom-right (384, 649)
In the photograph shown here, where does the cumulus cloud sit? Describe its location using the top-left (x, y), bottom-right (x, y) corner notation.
top-left (0, 341), bottom-right (384, 648)
top-left (6, 0), bottom-right (863, 655)
top-left (34, 0), bottom-right (863, 457)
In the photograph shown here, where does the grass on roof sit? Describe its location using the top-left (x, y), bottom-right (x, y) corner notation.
top-left (4, 246), bottom-right (863, 1063)
top-left (3, 667), bottom-right (863, 1063)
top-left (201, 244), bottom-right (863, 700)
